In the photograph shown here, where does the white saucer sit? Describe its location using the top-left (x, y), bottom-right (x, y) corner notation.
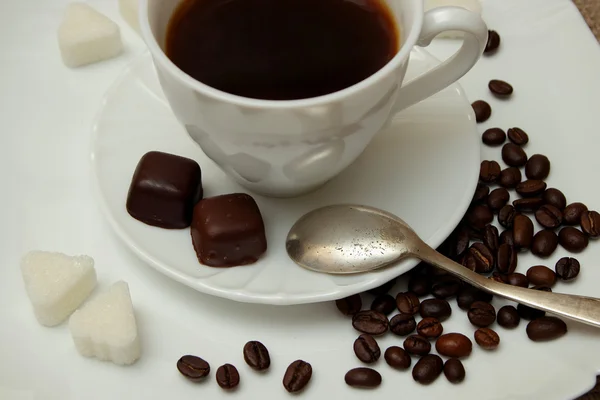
top-left (90, 47), bottom-right (479, 305)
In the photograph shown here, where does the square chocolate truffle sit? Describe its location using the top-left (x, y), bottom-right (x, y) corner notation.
top-left (191, 193), bottom-right (267, 267)
top-left (126, 151), bottom-right (203, 229)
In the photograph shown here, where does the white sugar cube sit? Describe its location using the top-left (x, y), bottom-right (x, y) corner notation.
top-left (69, 281), bottom-right (141, 365)
top-left (21, 251), bottom-right (97, 327)
top-left (424, 0), bottom-right (482, 39)
top-left (58, 3), bottom-right (123, 68)
top-left (119, 0), bottom-right (141, 35)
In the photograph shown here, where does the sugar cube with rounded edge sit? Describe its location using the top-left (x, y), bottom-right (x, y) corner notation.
top-left (119, 0), bottom-right (141, 35)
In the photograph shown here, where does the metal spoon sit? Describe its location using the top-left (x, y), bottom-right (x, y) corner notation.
top-left (286, 204), bottom-right (600, 328)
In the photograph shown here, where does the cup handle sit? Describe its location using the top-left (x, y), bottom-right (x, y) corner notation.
top-left (391, 6), bottom-right (488, 114)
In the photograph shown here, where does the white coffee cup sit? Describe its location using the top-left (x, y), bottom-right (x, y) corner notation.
top-left (140, 0), bottom-right (487, 197)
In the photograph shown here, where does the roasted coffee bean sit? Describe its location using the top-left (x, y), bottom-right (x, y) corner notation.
top-left (543, 188), bottom-right (567, 210)
top-left (412, 355), bottom-right (444, 385)
top-left (466, 226), bottom-right (484, 240)
top-left (177, 355), bottom-right (210, 381)
top-left (558, 227), bottom-right (589, 252)
top-left (283, 360), bottom-right (312, 393)
top-left (389, 313), bottom-right (416, 336)
top-left (450, 225), bottom-right (471, 259)
top-left (243, 341), bottom-right (271, 371)
top-left (443, 358), bottom-right (465, 384)
top-left (513, 197), bottom-right (544, 213)
top-left (408, 275), bottom-right (431, 297)
top-left (563, 202), bottom-right (588, 225)
top-left (526, 265), bottom-right (556, 287)
top-left (496, 243), bottom-right (517, 274)
top-left (555, 257), bottom-right (580, 281)
top-left (525, 154), bottom-right (551, 180)
top-left (499, 229), bottom-right (515, 247)
top-left (487, 188), bottom-right (510, 211)
top-left (513, 214), bottom-right (534, 249)
top-left (460, 253), bottom-right (477, 271)
top-left (482, 128), bottom-right (506, 146)
top-left (526, 317), bottom-right (567, 342)
top-left (420, 299), bottom-right (452, 321)
top-left (498, 205), bottom-right (517, 228)
top-left (468, 301), bottom-right (496, 327)
top-left (353, 334), bottom-right (381, 364)
top-left (517, 303), bottom-right (545, 321)
top-left (384, 346), bottom-right (411, 369)
top-left (335, 294), bottom-right (362, 316)
top-left (532, 285), bottom-right (552, 292)
top-left (531, 230), bottom-right (559, 257)
top-left (506, 272), bottom-right (529, 288)
top-left (370, 294), bottom-right (396, 315)
top-left (489, 79), bottom-right (513, 97)
top-left (435, 333), bottom-right (473, 358)
top-left (474, 328), bottom-right (500, 350)
top-left (484, 30), bottom-right (501, 53)
top-left (345, 367), bottom-right (382, 388)
top-left (396, 292), bottom-right (420, 315)
top-left (516, 180), bottom-right (547, 197)
top-left (403, 335), bottom-right (431, 356)
top-left (581, 210), bottom-right (600, 238)
top-left (507, 127), bottom-right (529, 145)
top-left (473, 183), bottom-right (490, 203)
top-left (482, 225), bottom-right (499, 252)
top-left (417, 317), bottom-right (443, 339)
top-left (497, 305), bottom-right (520, 328)
top-left (431, 276), bottom-right (461, 299)
top-left (472, 100), bottom-right (491, 123)
top-left (457, 286), bottom-right (493, 310)
top-left (499, 167), bottom-right (522, 189)
top-left (535, 204), bottom-right (563, 228)
top-left (216, 364), bottom-right (240, 390)
top-left (468, 243), bottom-right (495, 273)
top-left (352, 310), bottom-right (389, 335)
top-left (502, 143), bottom-right (528, 167)
top-left (367, 278), bottom-right (397, 296)
top-left (480, 160), bottom-right (501, 183)
top-left (489, 272), bottom-right (506, 283)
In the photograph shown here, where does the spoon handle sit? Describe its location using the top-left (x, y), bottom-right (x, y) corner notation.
top-left (414, 243), bottom-right (600, 328)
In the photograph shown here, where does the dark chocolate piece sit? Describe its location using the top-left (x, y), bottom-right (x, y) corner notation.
top-left (126, 151), bottom-right (202, 229)
top-left (191, 193), bottom-right (267, 267)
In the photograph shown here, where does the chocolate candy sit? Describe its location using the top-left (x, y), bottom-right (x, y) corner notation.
top-left (126, 151), bottom-right (203, 229)
top-left (191, 193), bottom-right (267, 267)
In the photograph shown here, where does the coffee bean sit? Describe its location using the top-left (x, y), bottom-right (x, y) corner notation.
top-left (457, 286), bottom-right (493, 310)
top-left (417, 317), bottom-right (443, 339)
top-left (513, 214), bottom-right (534, 249)
top-left (499, 229), bottom-right (515, 247)
top-left (525, 154), bottom-right (550, 180)
top-left (502, 143), bottom-right (528, 167)
top-left (507, 127), bottom-right (529, 145)
top-left (497, 243), bottom-right (518, 274)
top-left (466, 226), bottom-right (484, 240)
top-left (367, 278), bottom-right (397, 296)
top-left (489, 79), bottom-right (513, 96)
top-left (389, 313), bottom-right (416, 336)
top-left (408, 275), bottom-right (431, 297)
top-left (563, 202), bottom-right (588, 225)
top-left (370, 294), bottom-right (396, 315)
top-left (435, 333), bottom-right (473, 358)
top-left (555, 257), bottom-right (580, 281)
top-left (474, 328), bottom-right (500, 350)
top-left (516, 180), bottom-right (547, 197)
top-left (352, 310), bottom-right (389, 335)
top-left (420, 298), bottom-right (452, 321)
top-left (498, 205), bottom-right (517, 228)
top-left (482, 225), bottom-right (499, 252)
top-left (468, 243), bottom-right (495, 273)
top-left (480, 160), bottom-right (501, 183)
top-left (506, 272), bottom-right (529, 287)
top-left (484, 30), bottom-right (501, 53)
top-left (535, 204), bottom-right (563, 228)
top-left (443, 358), bottom-right (465, 384)
top-left (532, 285), bottom-right (552, 292)
top-left (403, 335), bottom-right (431, 356)
top-left (384, 346), bottom-right (411, 369)
top-left (526, 317), bottom-right (567, 342)
top-left (482, 128), bottom-right (506, 146)
top-left (487, 188), bottom-right (510, 211)
top-left (472, 100), bottom-right (491, 123)
top-left (526, 265), bottom-right (556, 287)
top-left (344, 367), bottom-right (381, 388)
top-left (283, 360), bottom-right (312, 393)
top-left (177, 355), bottom-right (210, 381)
top-left (336, 294), bottom-right (362, 316)
top-left (581, 210), bottom-right (600, 238)
top-left (468, 301), bottom-right (496, 327)
top-left (473, 183), bottom-right (490, 203)
top-left (559, 227), bottom-right (589, 252)
top-left (531, 230), bottom-right (558, 257)
top-left (431, 276), bottom-right (461, 299)
top-left (216, 364), bottom-right (240, 390)
top-left (396, 292), bottom-right (420, 315)
top-left (489, 272), bottom-right (506, 283)
top-left (499, 167), bottom-right (522, 189)
top-left (543, 188), bottom-right (567, 210)
top-left (497, 305), bottom-right (520, 328)
top-left (448, 225), bottom-right (471, 259)
top-left (353, 334), bottom-right (381, 364)
top-left (513, 197), bottom-right (544, 213)
top-left (517, 302), bottom-right (546, 321)
top-left (243, 341), bottom-right (271, 371)
top-left (412, 355), bottom-right (444, 385)
top-left (460, 253), bottom-right (477, 271)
